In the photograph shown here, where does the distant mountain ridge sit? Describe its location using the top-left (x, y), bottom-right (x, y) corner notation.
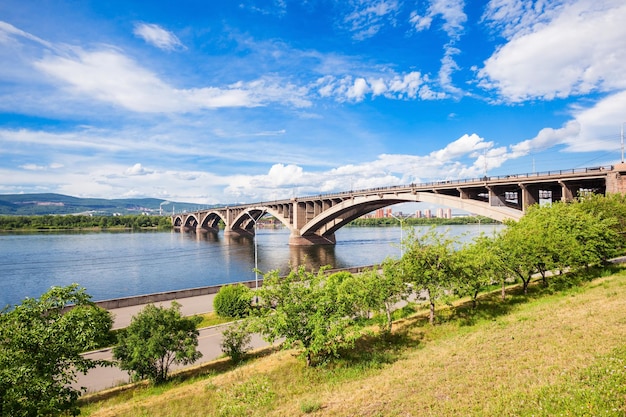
top-left (0, 193), bottom-right (210, 215)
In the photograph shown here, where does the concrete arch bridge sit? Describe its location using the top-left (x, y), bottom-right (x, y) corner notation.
top-left (172, 165), bottom-right (626, 246)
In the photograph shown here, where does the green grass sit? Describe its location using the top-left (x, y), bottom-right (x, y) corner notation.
top-left (194, 312), bottom-right (233, 328)
top-left (80, 267), bottom-right (626, 416)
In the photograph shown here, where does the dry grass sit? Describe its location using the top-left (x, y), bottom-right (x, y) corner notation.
top-left (81, 269), bottom-right (626, 417)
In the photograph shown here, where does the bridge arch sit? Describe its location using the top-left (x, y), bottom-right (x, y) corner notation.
top-left (183, 213), bottom-right (199, 229)
top-left (294, 191), bottom-right (522, 245)
top-left (198, 210), bottom-right (226, 232)
top-left (229, 206), bottom-right (294, 235)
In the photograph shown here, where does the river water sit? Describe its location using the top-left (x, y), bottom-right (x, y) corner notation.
top-left (0, 225), bottom-right (502, 308)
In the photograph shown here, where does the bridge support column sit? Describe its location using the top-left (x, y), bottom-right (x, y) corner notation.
top-left (291, 199), bottom-right (307, 230)
top-left (223, 227), bottom-right (254, 238)
top-left (558, 181), bottom-right (575, 202)
top-left (519, 184), bottom-right (537, 211)
top-left (195, 226), bottom-right (219, 233)
top-left (289, 233), bottom-right (336, 246)
top-left (607, 164), bottom-right (626, 194)
top-left (487, 186), bottom-right (506, 207)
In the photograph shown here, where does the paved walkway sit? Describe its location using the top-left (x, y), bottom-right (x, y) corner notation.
top-left (77, 292), bottom-right (270, 393)
top-left (108, 292), bottom-right (219, 329)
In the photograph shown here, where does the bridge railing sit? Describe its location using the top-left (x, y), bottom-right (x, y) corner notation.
top-left (305, 165), bottom-right (613, 199)
top-left (176, 165), bottom-right (613, 214)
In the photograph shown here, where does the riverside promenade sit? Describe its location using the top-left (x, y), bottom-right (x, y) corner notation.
top-left (78, 266), bottom-right (372, 393)
top-left (105, 291), bottom-right (219, 329)
top-left (77, 291), bottom-right (272, 393)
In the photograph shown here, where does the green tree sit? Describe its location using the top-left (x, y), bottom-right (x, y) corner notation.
top-left (113, 302), bottom-right (202, 384)
top-left (213, 284), bottom-right (253, 318)
top-left (346, 261), bottom-right (408, 334)
top-left (400, 228), bottom-right (457, 325)
top-left (569, 197), bottom-right (622, 265)
top-left (252, 266), bottom-right (361, 366)
top-left (0, 284), bottom-right (113, 417)
top-left (453, 235), bottom-right (503, 308)
top-left (498, 201), bottom-right (620, 294)
top-left (497, 216), bottom-right (542, 295)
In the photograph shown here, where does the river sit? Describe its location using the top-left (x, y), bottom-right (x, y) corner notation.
top-left (0, 224), bottom-right (502, 308)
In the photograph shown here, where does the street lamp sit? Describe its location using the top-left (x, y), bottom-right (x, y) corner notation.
top-left (245, 212), bottom-right (260, 303)
top-left (389, 212), bottom-right (406, 258)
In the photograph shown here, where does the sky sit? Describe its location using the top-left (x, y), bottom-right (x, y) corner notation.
top-left (1, 0), bottom-right (625, 206)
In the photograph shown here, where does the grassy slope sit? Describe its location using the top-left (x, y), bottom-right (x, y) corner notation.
top-left (81, 269), bottom-right (626, 416)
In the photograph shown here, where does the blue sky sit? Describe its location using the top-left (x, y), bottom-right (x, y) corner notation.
top-left (1, 0), bottom-right (625, 205)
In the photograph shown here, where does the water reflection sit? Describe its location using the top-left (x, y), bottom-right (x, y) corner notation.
top-left (288, 245), bottom-right (337, 272)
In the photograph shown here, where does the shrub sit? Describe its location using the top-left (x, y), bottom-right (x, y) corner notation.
top-left (113, 302), bottom-right (202, 384)
top-left (213, 284), bottom-right (253, 318)
top-left (220, 321), bottom-right (252, 364)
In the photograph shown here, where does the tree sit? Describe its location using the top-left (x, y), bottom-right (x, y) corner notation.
top-left (453, 235), bottom-right (503, 308)
top-left (0, 284), bottom-right (113, 417)
top-left (346, 261), bottom-right (408, 334)
top-left (213, 284), bottom-right (253, 318)
top-left (497, 213), bottom-right (544, 295)
top-left (400, 228), bottom-right (457, 325)
top-left (252, 266), bottom-right (362, 366)
top-left (113, 302), bottom-right (202, 384)
top-left (569, 196), bottom-right (622, 265)
top-left (498, 201), bottom-right (621, 294)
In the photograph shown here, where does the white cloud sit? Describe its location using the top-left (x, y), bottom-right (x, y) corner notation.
top-left (431, 133), bottom-right (491, 162)
top-left (124, 163), bottom-right (153, 176)
top-left (343, 0), bottom-right (401, 40)
top-left (481, 0), bottom-right (567, 39)
top-left (2, 112), bottom-right (615, 204)
top-left (0, 21), bottom-right (53, 49)
top-left (314, 71), bottom-right (442, 102)
top-left (509, 121), bottom-right (580, 156)
top-left (409, 0), bottom-right (467, 94)
top-left (20, 163), bottom-right (47, 171)
top-left (566, 90), bottom-right (626, 152)
top-left (34, 48), bottom-right (311, 112)
top-left (410, 0), bottom-right (466, 39)
top-left (346, 77), bottom-right (370, 101)
top-left (133, 23), bottom-right (185, 51)
top-left (479, 0), bottom-right (626, 102)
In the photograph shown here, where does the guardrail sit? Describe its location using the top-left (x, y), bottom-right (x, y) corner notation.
top-left (174, 166), bottom-right (613, 215)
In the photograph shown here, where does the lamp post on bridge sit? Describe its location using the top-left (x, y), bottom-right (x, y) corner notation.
top-left (245, 212), bottom-right (260, 304)
top-left (389, 212), bottom-right (406, 258)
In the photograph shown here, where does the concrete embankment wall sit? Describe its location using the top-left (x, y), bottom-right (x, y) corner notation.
top-left (94, 265), bottom-right (374, 310)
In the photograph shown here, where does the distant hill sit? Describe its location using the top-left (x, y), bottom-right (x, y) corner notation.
top-left (0, 193), bottom-right (214, 215)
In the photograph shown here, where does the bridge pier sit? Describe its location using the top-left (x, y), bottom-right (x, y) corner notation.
top-left (289, 233), bottom-right (336, 246)
top-left (223, 229), bottom-right (254, 238)
top-left (195, 226), bottom-right (219, 233)
top-left (607, 163), bottom-right (626, 193)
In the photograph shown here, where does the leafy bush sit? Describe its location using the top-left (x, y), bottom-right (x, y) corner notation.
top-left (113, 302), bottom-right (202, 384)
top-left (213, 284), bottom-right (253, 318)
top-left (220, 322), bottom-right (252, 364)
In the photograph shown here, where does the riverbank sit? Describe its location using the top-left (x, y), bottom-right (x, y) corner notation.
top-left (80, 266), bottom-right (626, 416)
top-left (96, 264), bottom-right (374, 329)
